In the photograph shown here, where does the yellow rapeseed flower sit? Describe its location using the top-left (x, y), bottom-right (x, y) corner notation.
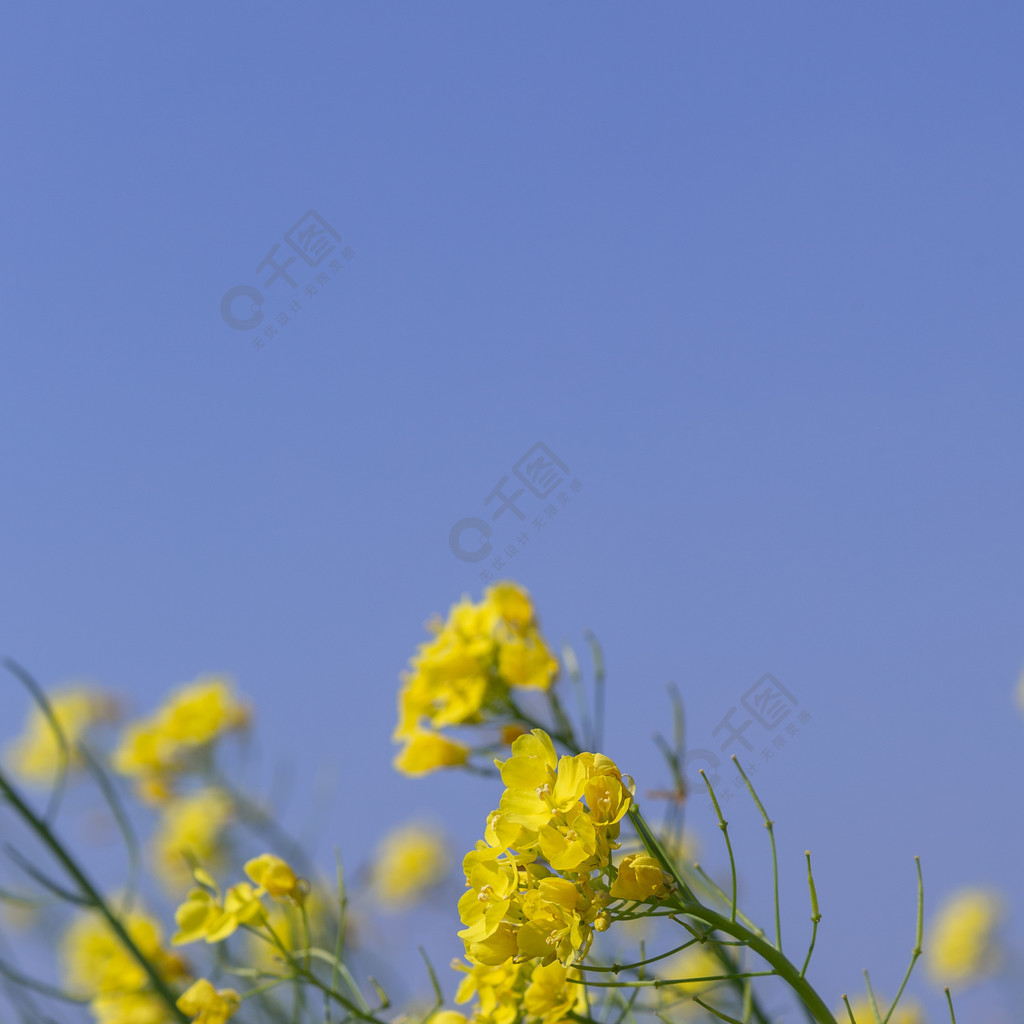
top-left (172, 887), bottom-right (222, 945)
top-left (177, 979), bottom-right (242, 1023)
top-left (5, 685), bottom-right (114, 785)
top-left (371, 822), bottom-right (449, 908)
top-left (205, 882), bottom-right (266, 942)
top-left (245, 853), bottom-right (305, 902)
top-left (151, 787), bottom-right (233, 891)
top-left (61, 906), bottom-right (186, 1007)
top-left (91, 990), bottom-right (178, 1024)
top-left (394, 583), bottom-right (559, 775)
top-left (394, 729), bottom-right (470, 776)
top-left (112, 676), bottom-right (249, 800)
top-left (523, 961), bottom-right (585, 1024)
top-left (609, 853), bottom-right (672, 902)
top-left (925, 887), bottom-right (1003, 987)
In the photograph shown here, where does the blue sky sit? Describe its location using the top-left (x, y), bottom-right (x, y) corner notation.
top-left (2, 4), bottom-right (1023, 1020)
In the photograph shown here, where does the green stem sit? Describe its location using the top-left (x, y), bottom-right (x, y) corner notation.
top-left (671, 901), bottom-right (837, 1024)
top-left (0, 769), bottom-right (188, 1022)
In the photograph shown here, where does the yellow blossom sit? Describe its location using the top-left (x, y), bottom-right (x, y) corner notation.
top-left (609, 853), bottom-right (671, 902)
top-left (172, 887), bottom-right (222, 945)
top-left (371, 822), bottom-right (449, 908)
top-left (523, 961), bottom-right (585, 1023)
top-left (62, 906), bottom-right (185, 999)
top-left (394, 729), bottom-right (470, 776)
top-left (177, 979), bottom-right (242, 1023)
top-left (453, 959), bottom-right (530, 1024)
top-left (151, 788), bottom-right (233, 890)
top-left (205, 882), bottom-right (266, 942)
top-left (91, 991), bottom-right (178, 1024)
top-left (925, 887), bottom-right (1003, 987)
top-left (394, 584), bottom-right (559, 769)
top-left (245, 853), bottom-right (304, 902)
top-left (112, 676), bottom-right (249, 798)
top-left (5, 685), bottom-right (114, 785)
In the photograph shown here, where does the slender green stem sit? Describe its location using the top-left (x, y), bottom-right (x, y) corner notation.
top-left (699, 771), bottom-right (737, 923)
top-left (800, 851), bottom-right (821, 978)
top-left (732, 758), bottom-right (780, 951)
top-left (629, 808), bottom-right (772, 1024)
top-left (3, 660), bottom-right (70, 827)
top-left (670, 900), bottom-right (838, 1024)
top-left (0, 769), bottom-right (188, 1022)
top-left (881, 857), bottom-right (923, 1024)
top-left (692, 996), bottom-right (747, 1024)
top-left (575, 938), bottom-right (702, 973)
top-left (583, 631), bottom-right (605, 749)
top-left (862, 970), bottom-right (882, 1023)
top-left (570, 970), bottom-right (776, 988)
top-left (943, 988), bottom-right (956, 1024)
top-left (688, 864), bottom-right (764, 936)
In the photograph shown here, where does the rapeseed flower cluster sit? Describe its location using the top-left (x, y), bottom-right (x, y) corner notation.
top-left (449, 958), bottom-right (585, 1024)
top-left (172, 853), bottom-right (306, 947)
top-left (370, 821), bottom-right (449, 908)
top-left (394, 583), bottom-right (558, 775)
top-left (924, 887), bottom-right (1003, 987)
top-left (5, 684), bottom-right (115, 785)
top-left (456, 728), bottom-right (639, 972)
top-left (176, 978), bottom-right (242, 1024)
top-left (61, 906), bottom-right (187, 1024)
top-left (150, 786), bottom-right (234, 891)
top-left (112, 676), bottom-right (249, 803)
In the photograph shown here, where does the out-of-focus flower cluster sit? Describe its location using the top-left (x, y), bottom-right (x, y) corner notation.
top-left (4, 684), bottom-right (116, 783)
top-left (370, 822), bottom-right (449, 909)
top-left (925, 887), bottom-right (1004, 988)
top-left (112, 676), bottom-right (250, 804)
top-left (62, 904), bottom-right (188, 1024)
top-left (393, 583), bottom-right (558, 775)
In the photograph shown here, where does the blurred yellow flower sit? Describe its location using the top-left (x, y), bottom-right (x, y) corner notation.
top-left (112, 676), bottom-right (249, 800)
top-left (655, 945), bottom-right (723, 999)
top-left (205, 882), bottom-right (266, 942)
top-left (925, 887), bottom-right (1003, 987)
top-left (4, 685), bottom-right (114, 785)
top-left (177, 978), bottom-right (241, 1023)
top-left (92, 990), bottom-right (178, 1024)
top-left (394, 729), bottom-right (469, 776)
top-left (62, 906), bottom-right (186, 1003)
top-left (841, 995), bottom-right (924, 1024)
top-left (370, 822), bottom-right (449, 908)
top-left (172, 887), bottom-right (222, 945)
top-left (151, 787), bottom-right (233, 891)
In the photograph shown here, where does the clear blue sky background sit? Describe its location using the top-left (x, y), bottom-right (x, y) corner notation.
top-left (2, 5), bottom-right (1023, 1021)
